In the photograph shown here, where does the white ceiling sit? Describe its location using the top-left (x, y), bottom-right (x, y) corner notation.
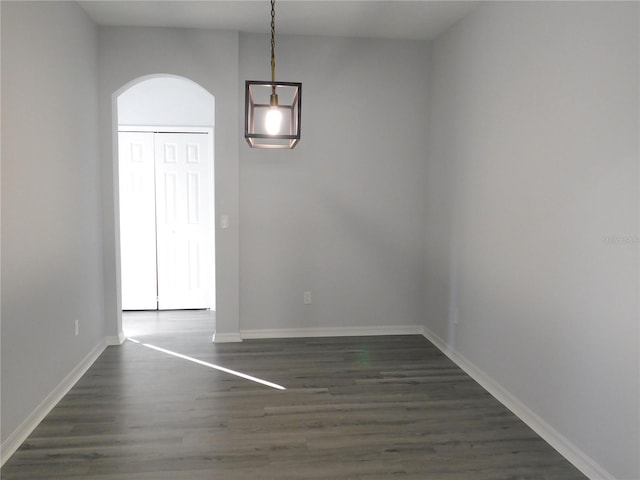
top-left (78, 1), bottom-right (478, 41)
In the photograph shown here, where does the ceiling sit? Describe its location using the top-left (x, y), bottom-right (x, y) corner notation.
top-left (78, 1), bottom-right (478, 41)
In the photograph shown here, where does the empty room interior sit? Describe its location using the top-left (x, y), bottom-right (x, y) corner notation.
top-left (1, 1), bottom-right (639, 479)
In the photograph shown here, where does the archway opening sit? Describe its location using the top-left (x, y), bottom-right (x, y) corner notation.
top-left (114, 75), bottom-right (216, 340)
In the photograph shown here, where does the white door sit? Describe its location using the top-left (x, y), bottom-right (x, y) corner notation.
top-left (118, 130), bottom-right (214, 311)
top-left (118, 132), bottom-right (158, 310)
top-left (154, 133), bottom-right (213, 310)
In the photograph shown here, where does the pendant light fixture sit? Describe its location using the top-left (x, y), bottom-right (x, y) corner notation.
top-left (245, 0), bottom-right (301, 149)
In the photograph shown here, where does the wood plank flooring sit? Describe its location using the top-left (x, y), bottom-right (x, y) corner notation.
top-left (1, 311), bottom-right (587, 479)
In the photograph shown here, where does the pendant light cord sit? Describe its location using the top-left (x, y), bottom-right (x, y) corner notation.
top-left (270, 0), bottom-right (276, 84)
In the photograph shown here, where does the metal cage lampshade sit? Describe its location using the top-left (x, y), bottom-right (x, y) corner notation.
top-left (245, 80), bottom-right (301, 149)
top-left (244, 0), bottom-right (302, 149)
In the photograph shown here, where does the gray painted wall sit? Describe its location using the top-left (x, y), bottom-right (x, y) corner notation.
top-left (1, 1), bottom-right (104, 442)
top-left (425, 2), bottom-right (639, 478)
top-left (239, 34), bottom-right (430, 332)
top-left (2, 2), bottom-right (638, 478)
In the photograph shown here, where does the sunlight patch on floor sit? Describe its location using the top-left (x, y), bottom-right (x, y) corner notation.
top-left (127, 338), bottom-right (286, 390)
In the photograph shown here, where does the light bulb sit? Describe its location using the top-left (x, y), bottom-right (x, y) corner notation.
top-left (265, 108), bottom-right (283, 135)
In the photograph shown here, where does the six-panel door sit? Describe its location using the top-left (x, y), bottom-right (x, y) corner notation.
top-left (118, 131), bottom-right (214, 311)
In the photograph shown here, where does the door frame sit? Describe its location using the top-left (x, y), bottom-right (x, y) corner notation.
top-left (118, 125), bottom-right (216, 311)
top-left (106, 73), bottom-right (240, 346)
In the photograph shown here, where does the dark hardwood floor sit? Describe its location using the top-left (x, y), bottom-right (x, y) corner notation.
top-left (2, 311), bottom-right (586, 479)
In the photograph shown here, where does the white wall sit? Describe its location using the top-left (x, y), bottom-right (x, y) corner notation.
top-left (1, 0), bottom-right (104, 444)
top-left (239, 34), bottom-right (430, 333)
top-left (98, 27), bottom-right (240, 339)
top-left (425, 2), bottom-right (639, 479)
top-left (118, 76), bottom-right (215, 127)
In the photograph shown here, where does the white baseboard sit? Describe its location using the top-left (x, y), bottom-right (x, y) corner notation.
top-left (0, 339), bottom-right (107, 467)
top-left (241, 325), bottom-right (425, 340)
top-left (105, 330), bottom-right (126, 346)
top-left (422, 326), bottom-right (614, 480)
top-left (213, 325), bottom-right (425, 343)
top-left (213, 332), bottom-right (243, 343)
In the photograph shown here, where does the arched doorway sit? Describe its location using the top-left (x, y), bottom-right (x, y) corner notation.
top-left (114, 75), bottom-right (216, 338)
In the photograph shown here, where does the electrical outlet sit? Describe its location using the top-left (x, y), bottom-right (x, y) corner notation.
top-left (74, 319), bottom-right (79, 336)
top-left (303, 291), bottom-right (312, 305)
